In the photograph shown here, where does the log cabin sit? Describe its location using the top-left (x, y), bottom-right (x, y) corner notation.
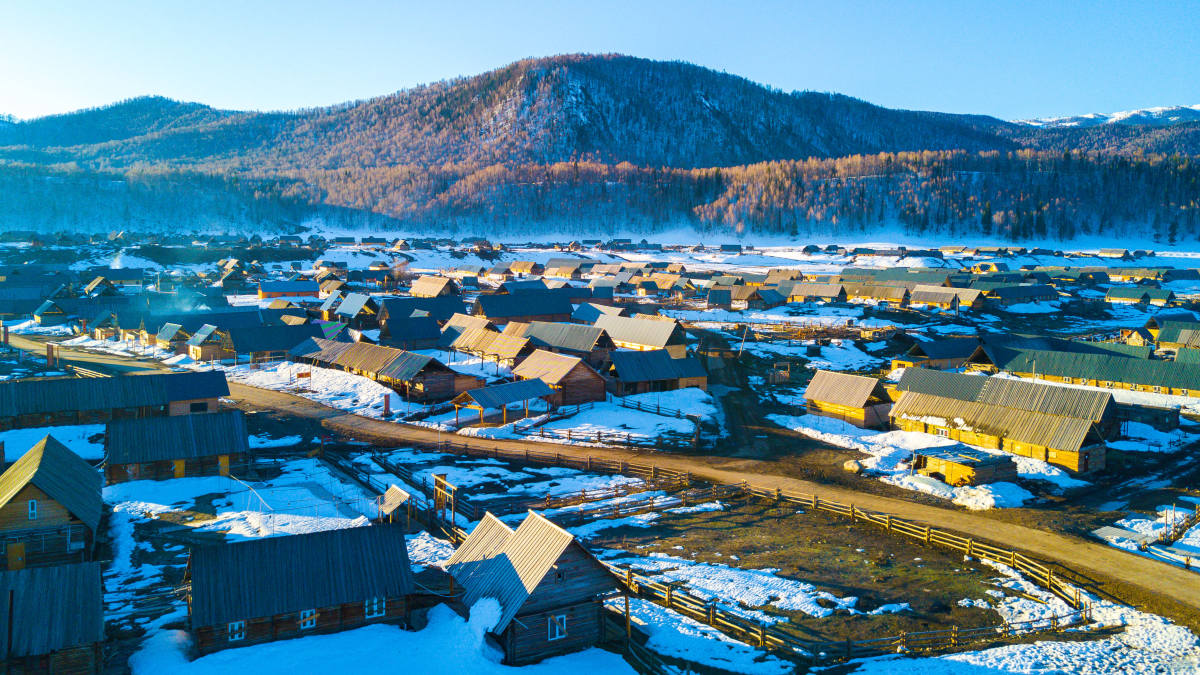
top-left (0, 436), bottom-right (101, 571)
top-left (0, 562), bottom-right (104, 674)
top-left (409, 276), bottom-right (460, 298)
top-left (0, 370), bottom-right (228, 431)
top-left (502, 321), bottom-right (616, 368)
top-left (511, 350), bottom-right (607, 407)
top-left (257, 280), bottom-right (319, 299)
top-left (593, 314), bottom-right (689, 358)
top-left (804, 370), bottom-right (893, 429)
top-left (607, 350), bottom-right (708, 395)
top-left (186, 525), bottom-right (415, 656)
top-left (445, 512), bottom-right (620, 666)
top-left (289, 337), bottom-right (481, 402)
top-left (103, 410), bottom-right (250, 484)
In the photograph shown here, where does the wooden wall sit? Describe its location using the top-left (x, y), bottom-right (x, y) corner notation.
top-left (503, 600), bottom-right (604, 666)
top-left (3, 643), bottom-right (102, 674)
top-left (0, 486), bottom-right (93, 570)
top-left (193, 596), bottom-right (407, 656)
top-left (105, 453), bottom-right (247, 485)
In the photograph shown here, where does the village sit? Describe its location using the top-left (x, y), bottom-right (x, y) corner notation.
top-left (1, 232), bottom-right (1200, 674)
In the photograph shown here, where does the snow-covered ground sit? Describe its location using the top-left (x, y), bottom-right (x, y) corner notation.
top-left (218, 361), bottom-right (413, 419)
top-left (0, 423), bottom-right (105, 460)
top-left (5, 318), bottom-right (74, 336)
top-left (766, 414), bottom-right (1077, 509)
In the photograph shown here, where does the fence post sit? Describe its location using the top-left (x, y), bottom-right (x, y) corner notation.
top-left (886, 514), bottom-right (892, 532)
top-left (925, 526), bottom-right (932, 544)
top-left (666, 586), bottom-right (674, 608)
top-left (966, 538), bottom-right (973, 558)
top-left (951, 625), bottom-right (958, 647)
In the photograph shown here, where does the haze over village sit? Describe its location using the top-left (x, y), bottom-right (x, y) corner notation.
top-left (1, 3), bottom-right (1199, 675)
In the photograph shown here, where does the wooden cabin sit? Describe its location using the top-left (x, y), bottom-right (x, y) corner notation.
top-left (804, 370), bottom-right (892, 429)
top-left (474, 292), bottom-right (573, 326)
top-left (890, 337), bottom-right (981, 371)
top-left (512, 350), bottom-right (606, 407)
top-left (787, 283), bottom-right (847, 304)
top-left (503, 321), bottom-right (616, 368)
top-left (446, 512), bottom-right (620, 666)
top-left (0, 436), bottom-right (101, 571)
top-left (257, 280), bottom-right (319, 299)
top-left (187, 525), bottom-right (414, 656)
top-left (0, 371), bottom-right (228, 431)
top-left (607, 350), bottom-right (708, 395)
top-left (912, 447), bottom-right (1018, 486)
top-left (289, 338), bottom-right (481, 402)
top-left (0, 562), bottom-right (104, 674)
top-left (333, 292), bottom-right (381, 330)
top-left (593, 314), bottom-right (689, 358)
top-left (104, 411), bottom-right (250, 484)
top-left (409, 276), bottom-right (459, 298)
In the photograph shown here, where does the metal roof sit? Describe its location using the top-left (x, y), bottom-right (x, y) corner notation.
top-left (0, 562), bottom-right (103, 658)
top-left (0, 436), bottom-right (102, 532)
top-left (787, 283), bottom-right (845, 299)
top-left (105, 410), bottom-right (248, 464)
top-left (0, 370), bottom-right (228, 418)
top-left (446, 512), bottom-right (606, 634)
top-left (512, 349), bottom-right (590, 385)
top-left (334, 292), bottom-right (376, 318)
top-left (907, 337), bottom-right (982, 360)
top-left (227, 324), bottom-right (324, 354)
top-left (895, 368), bottom-right (988, 400)
top-left (609, 350), bottom-right (707, 383)
top-left (189, 524), bottom-right (414, 628)
top-left (475, 292), bottom-right (573, 320)
top-left (891, 392), bottom-right (1097, 453)
top-left (410, 276), bottom-right (457, 297)
top-left (454, 379), bottom-right (554, 409)
top-left (805, 370), bottom-right (887, 408)
top-left (985, 346), bottom-right (1200, 390)
top-left (380, 296), bottom-right (466, 322)
top-left (593, 314), bottom-right (683, 349)
top-left (511, 321), bottom-right (609, 354)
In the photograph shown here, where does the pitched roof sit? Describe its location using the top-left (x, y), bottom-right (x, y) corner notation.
top-left (0, 436), bottom-right (102, 531)
top-left (446, 512), bottom-right (610, 633)
top-left (189, 525), bottom-right (414, 627)
top-left (380, 296), bottom-right (465, 323)
top-left (593, 314), bottom-right (683, 349)
top-left (891, 392), bottom-right (1097, 453)
top-left (453, 379), bottom-right (554, 409)
top-left (410, 276), bottom-right (457, 297)
top-left (0, 563), bottom-right (103, 658)
top-left (609, 350), bottom-right (707, 383)
top-left (226, 324), bottom-right (324, 354)
top-left (475, 292), bottom-right (573, 320)
top-left (507, 321), bottom-right (608, 354)
top-left (895, 368), bottom-right (1111, 422)
top-left (512, 349), bottom-right (590, 385)
top-left (105, 410), bottom-right (248, 464)
top-left (0, 371), bottom-right (228, 418)
top-left (805, 370), bottom-right (887, 408)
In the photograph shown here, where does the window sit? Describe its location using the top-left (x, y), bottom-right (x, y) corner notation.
top-left (365, 597), bottom-right (385, 619)
top-left (26, 499), bottom-right (37, 520)
top-left (1153, 386), bottom-right (1164, 394)
top-left (190, 401), bottom-right (209, 413)
top-left (228, 621), bottom-right (245, 641)
top-left (1103, 381), bottom-right (1114, 389)
top-left (1062, 377), bottom-right (1073, 384)
top-left (299, 609), bottom-right (317, 629)
top-left (934, 428), bottom-right (949, 438)
top-left (548, 614), bottom-right (567, 641)
top-left (1182, 390), bottom-right (1190, 397)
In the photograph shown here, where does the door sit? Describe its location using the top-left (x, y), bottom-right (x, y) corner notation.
top-left (7, 543), bottom-right (25, 570)
top-left (218, 455), bottom-right (230, 476)
top-left (173, 460), bottom-right (186, 479)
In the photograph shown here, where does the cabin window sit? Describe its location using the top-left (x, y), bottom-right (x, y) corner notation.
top-left (548, 614), bottom-right (568, 641)
top-left (228, 621), bottom-right (245, 641)
top-left (1153, 386), bottom-right (1164, 394)
top-left (365, 596), bottom-right (385, 619)
top-left (934, 428), bottom-right (949, 438)
top-left (26, 499), bottom-right (37, 520)
top-left (1062, 377), bottom-right (1073, 384)
top-left (1182, 390), bottom-right (1190, 397)
top-left (190, 401), bottom-right (209, 413)
top-left (299, 609), bottom-right (317, 629)
top-left (1103, 381), bottom-right (1114, 389)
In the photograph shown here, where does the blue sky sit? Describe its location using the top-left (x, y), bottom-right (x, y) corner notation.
top-left (1, 0), bottom-right (1197, 121)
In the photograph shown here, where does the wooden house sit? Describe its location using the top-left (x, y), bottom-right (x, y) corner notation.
top-left (289, 338), bottom-right (481, 402)
top-left (908, 285), bottom-right (961, 311)
top-left (0, 436), bottom-right (101, 571)
top-left (512, 350), bottom-right (606, 406)
top-left (474, 292), bottom-right (573, 325)
top-left (503, 321), bottom-right (616, 368)
top-left (786, 283), bottom-right (847, 304)
top-left (570, 302), bottom-right (624, 325)
top-left (104, 411), bottom-right (249, 484)
top-left (0, 562), bottom-right (104, 674)
top-left (378, 296), bottom-right (467, 329)
top-left (409, 276), bottom-right (459, 298)
top-left (912, 447), bottom-right (1019, 486)
top-left (446, 512), bottom-right (619, 666)
top-left (705, 288), bottom-right (733, 310)
top-left (0, 371), bottom-right (228, 431)
top-left (1106, 287), bottom-right (1175, 307)
top-left (804, 370), bottom-right (892, 429)
top-left (971, 344), bottom-right (1200, 399)
top-left (333, 292), bottom-right (381, 330)
top-left (449, 328), bottom-right (534, 368)
top-left (187, 525), bottom-right (414, 656)
top-left (982, 284), bottom-right (1059, 308)
top-left (257, 280), bottom-right (319, 299)
top-left (190, 324), bottom-right (323, 364)
top-left (607, 350), bottom-right (707, 395)
top-left (593, 315), bottom-right (689, 358)
top-left (890, 336), bottom-right (981, 371)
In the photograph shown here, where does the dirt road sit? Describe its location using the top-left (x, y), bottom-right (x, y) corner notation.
top-left (224, 381), bottom-right (1200, 629)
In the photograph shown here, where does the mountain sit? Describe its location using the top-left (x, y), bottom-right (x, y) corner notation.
top-left (1, 54), bottom-right (1198, 240)
top-left (1015, 104), bottom-right (1200, 128)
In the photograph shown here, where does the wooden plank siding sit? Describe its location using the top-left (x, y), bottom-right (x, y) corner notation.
top-left (0, 485), bottom-right (92, 571)
top-left (892, 417), bottom-right (1105, 473)
top-left (2, 644), bottom-right (103, 675)
top-left (105, 453), bottom-right (247, 484)
top-left (193, 596), bottom-right (408, 656)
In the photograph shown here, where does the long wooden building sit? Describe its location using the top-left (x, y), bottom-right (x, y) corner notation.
top-left (445, 512), bottom-right (619, 665)
top-left (289, 337), bottom-right (481, 402)
top-left (0, 436), bottom-right (102, 571)
top-left (187, 525), bottom-right (415, 656)
top-left (0, 370), bottom-right (229, 431)
top-left (804, 370), bottom-right (893, 429)
top-left (511, 350), bottom-right (607, 407)
top-left (104, 410), bottom-right (250, 484)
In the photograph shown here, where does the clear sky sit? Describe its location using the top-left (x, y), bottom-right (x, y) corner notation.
top-left (2, 0), bottom-right (1197, 121)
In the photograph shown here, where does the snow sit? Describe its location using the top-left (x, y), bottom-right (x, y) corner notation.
top-left (248, 434), bottom-right (305, 449)
top-left (4, 319), bottom-right (73, 336)
top-left (0, 423), bottom-right (105, 461)
top-left (1001, 301), bottom-right (1061, 314)
top-left (568, 512), bottom-right (661, 539)
top-left (406, 531), bottom-right (456, 572)
top-left (219, 361), bottom-right (404, 419)
top-left (131, 601), bottom-right (635, 675)
top-left (665, 500), bottom-right (726, 515)
top-left (612, 597), bottom-right (794, 675)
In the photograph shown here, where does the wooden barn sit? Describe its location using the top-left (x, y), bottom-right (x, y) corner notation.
top-left (503, 321), bottom-right (616, 368)
top-left (0, 562), bottom-right (104, 674)
top-left (0, 436), bottom-right (101, 571)
top-left (446, 512), bottom-right (620, 666)
top-left (289, 338), bottom-right (481, 402)
top-left (0, 370), bottom-right (228, 431)
top-left (804, 370), bottom-right (893, 429)
top-left (187, 525), bottom-right (414, 656)
top-left (104, 411), bottom-right (250, 484)
top-left (607, 350), bottom-right (708, 395)
top-left (593, 314), bottom-right (689, 358)
top-left (912, 446), bottom-right (1018, 486)
top-left (512, 350), bottom-right (607, 407)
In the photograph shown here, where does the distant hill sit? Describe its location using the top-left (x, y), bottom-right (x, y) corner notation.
top-left (1, 54), bottom-right (1198, 239)
top-left (1015, 104), bottom-right (1200, 128)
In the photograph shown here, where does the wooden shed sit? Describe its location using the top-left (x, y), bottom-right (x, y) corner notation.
top-left (103, 410), bottom-right (250, 484)
top-left (446, 512), bottom-right (620, 665)
top-left (0, 436), bottom-right (101, 571)
top-left (512, 350), bottom-right (606, 407)
top-left (912, 446), bottom-right (1018, 486)
top-left (804, 370), bottom-right (892, 429)
top-left (187, 525), bottom-right (415, 656)
top-left (0, 562), bottom-right (104, 673)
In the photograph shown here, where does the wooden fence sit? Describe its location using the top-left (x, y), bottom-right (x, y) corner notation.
top-left (511, 424), bottom-right (696, 450)
top-left (616, 398), bottom-right (695, 420)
